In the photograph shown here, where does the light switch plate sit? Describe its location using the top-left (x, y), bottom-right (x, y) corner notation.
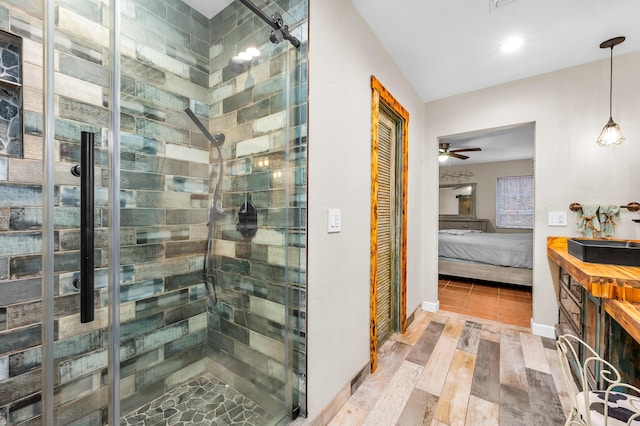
top-left (548, 211), bottom-right (568, 226)
top-left (328, 209), bottom-right (341, 233)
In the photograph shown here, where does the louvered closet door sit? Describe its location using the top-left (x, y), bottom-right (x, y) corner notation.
top-left (376, 112), bottom-right (396, 347)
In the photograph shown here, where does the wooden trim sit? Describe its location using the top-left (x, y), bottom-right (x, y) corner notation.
top-left (370, 89), bottom-right (380, 372)
top-left (370, 75), bottom-right (410, 372)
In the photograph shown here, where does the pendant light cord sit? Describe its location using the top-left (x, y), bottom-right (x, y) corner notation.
top-left (609, 46), bottom-right (613, 118)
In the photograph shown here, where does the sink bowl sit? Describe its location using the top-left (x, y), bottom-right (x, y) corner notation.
top-left (568, 238), bottom-right (640, 267)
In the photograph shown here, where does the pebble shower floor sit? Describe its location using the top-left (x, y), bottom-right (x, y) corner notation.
top-left (121, 375), bottom-right (269, 425)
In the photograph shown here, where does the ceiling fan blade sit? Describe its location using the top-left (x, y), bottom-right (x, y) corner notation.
top-left (449, 147), bottom-right (482, 153)
top-left (449, 153), bottom-right (469, 160)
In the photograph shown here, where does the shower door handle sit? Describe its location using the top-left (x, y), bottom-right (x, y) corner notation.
top-left (71, 131), bottom-right (95, 323)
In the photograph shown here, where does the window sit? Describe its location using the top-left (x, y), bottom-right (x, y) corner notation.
top-left (496, 175), bottom-right (534, 229)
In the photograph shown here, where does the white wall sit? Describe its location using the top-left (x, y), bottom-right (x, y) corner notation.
top-left (423, 52), bottom-right (640, 337)
top-left (307, 0), bottom-right (426, 421)
top-left (440, 159), bottom-right (534, 231)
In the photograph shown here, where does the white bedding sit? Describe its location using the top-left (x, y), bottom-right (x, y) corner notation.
top-left (438, 230), bottom-right (533, 269)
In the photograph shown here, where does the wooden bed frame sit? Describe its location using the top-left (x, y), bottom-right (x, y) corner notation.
top-left (438, 258), bottom-right (533, 287)
top-left (437, 218), bottom-right (533, 287)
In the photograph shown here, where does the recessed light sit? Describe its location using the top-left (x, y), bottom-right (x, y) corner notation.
top-left (500, 36), bottom-right (523, 53)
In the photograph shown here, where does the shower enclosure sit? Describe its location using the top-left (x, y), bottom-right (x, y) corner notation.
top-left (0, 0), bottom-right (307, 424)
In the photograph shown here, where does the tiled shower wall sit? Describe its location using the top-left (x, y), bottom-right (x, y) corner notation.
top-left (206, 0), bottom-right (308, 415)
top-left (0, 0), bottom-right (307, 424)
top-left (117, 0), bottom-right (214, 419)
top-left (0, 1), bottom-right (47, 424)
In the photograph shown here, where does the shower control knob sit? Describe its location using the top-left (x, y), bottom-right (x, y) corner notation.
top-left (236, 201), bottom-right (258, 238)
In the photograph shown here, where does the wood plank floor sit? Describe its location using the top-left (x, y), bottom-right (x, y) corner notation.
top-left (327, 310), bottom-right (572, 426)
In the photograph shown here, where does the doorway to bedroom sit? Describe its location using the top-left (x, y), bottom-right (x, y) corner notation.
top-left (437, 122), bottom-right (535, 327)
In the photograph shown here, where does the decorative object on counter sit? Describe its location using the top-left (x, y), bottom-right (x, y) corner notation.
top-left (557, 334), bottom-right (640, 426)
top-left (439, 169), bottom-right (474, 182)
top-left (596, 36), bottom-right (626, 147)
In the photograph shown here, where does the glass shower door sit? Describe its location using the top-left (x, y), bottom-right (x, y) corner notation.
top-left (116, 1), bottom-right (306, 424)
top-left (0, 0), bottom-right (113, 423)
top-left (47, 0), bottom-right (114, 423)
top-left (1, 0), bottom-right (305, 424)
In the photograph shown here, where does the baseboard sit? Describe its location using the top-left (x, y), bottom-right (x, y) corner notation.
top-left (530, 319), bottom-right (556, 339)
top-left (308, 361), bottom-right (369, 425)
top-left (422, 300), bottom-right (439, 313)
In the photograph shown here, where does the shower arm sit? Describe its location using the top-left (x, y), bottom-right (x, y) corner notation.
top-left (184, 108), bottom-right (225, 214)
top-left (238, 0), bottom-right (301, 48)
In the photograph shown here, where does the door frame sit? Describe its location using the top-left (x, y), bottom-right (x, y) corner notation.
top-left (369, 76), bottom-right (409, 372)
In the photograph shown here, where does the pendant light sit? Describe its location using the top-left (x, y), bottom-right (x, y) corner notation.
top-left (596, 36), bottom-right (625, 147)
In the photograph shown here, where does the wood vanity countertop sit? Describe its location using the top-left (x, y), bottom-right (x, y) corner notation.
top-left (547, 236), bottom-right (640, 341)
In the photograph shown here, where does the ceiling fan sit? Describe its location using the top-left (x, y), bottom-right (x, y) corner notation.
top-left (438, 143), bottom-right (481, 161)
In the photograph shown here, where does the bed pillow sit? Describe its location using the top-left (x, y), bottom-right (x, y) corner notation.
top-left (438, 229), bottom-right (483, 235)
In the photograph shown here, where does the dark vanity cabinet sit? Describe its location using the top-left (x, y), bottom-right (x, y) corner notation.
top-left (550, 237), bottom-right (640, 391)
top-left (605, 316), bottom-right (640, 389)
top-left (558, 268), bottom-right (582, 337)
top-left (557, 266), bottom-right (606, 387)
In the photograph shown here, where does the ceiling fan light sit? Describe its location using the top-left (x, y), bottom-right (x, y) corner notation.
top-left (439, 154), bottom-right (449, 162)
top-left (597, 117), bottom-right (625, 146)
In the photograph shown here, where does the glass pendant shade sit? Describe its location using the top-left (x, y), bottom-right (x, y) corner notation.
top-left (597, 36), bottom-right (626, 147)
top-left (597, 116), bottom-right (625, 146)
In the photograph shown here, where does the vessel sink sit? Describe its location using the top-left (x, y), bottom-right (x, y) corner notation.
top-left (567, 238), bottom-right (640, 267)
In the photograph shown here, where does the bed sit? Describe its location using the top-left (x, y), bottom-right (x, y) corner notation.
top-left (438, 229), bottom-right (533, 287)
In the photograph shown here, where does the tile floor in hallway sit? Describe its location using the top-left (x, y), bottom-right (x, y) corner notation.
top-left (326, 309), bottom-right (571, 426)
top-left (438, 277), bottom-right (533, 328)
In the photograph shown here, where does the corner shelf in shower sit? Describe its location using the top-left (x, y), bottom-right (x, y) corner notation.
top-left (0, 29), bottom-right (23, 158)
